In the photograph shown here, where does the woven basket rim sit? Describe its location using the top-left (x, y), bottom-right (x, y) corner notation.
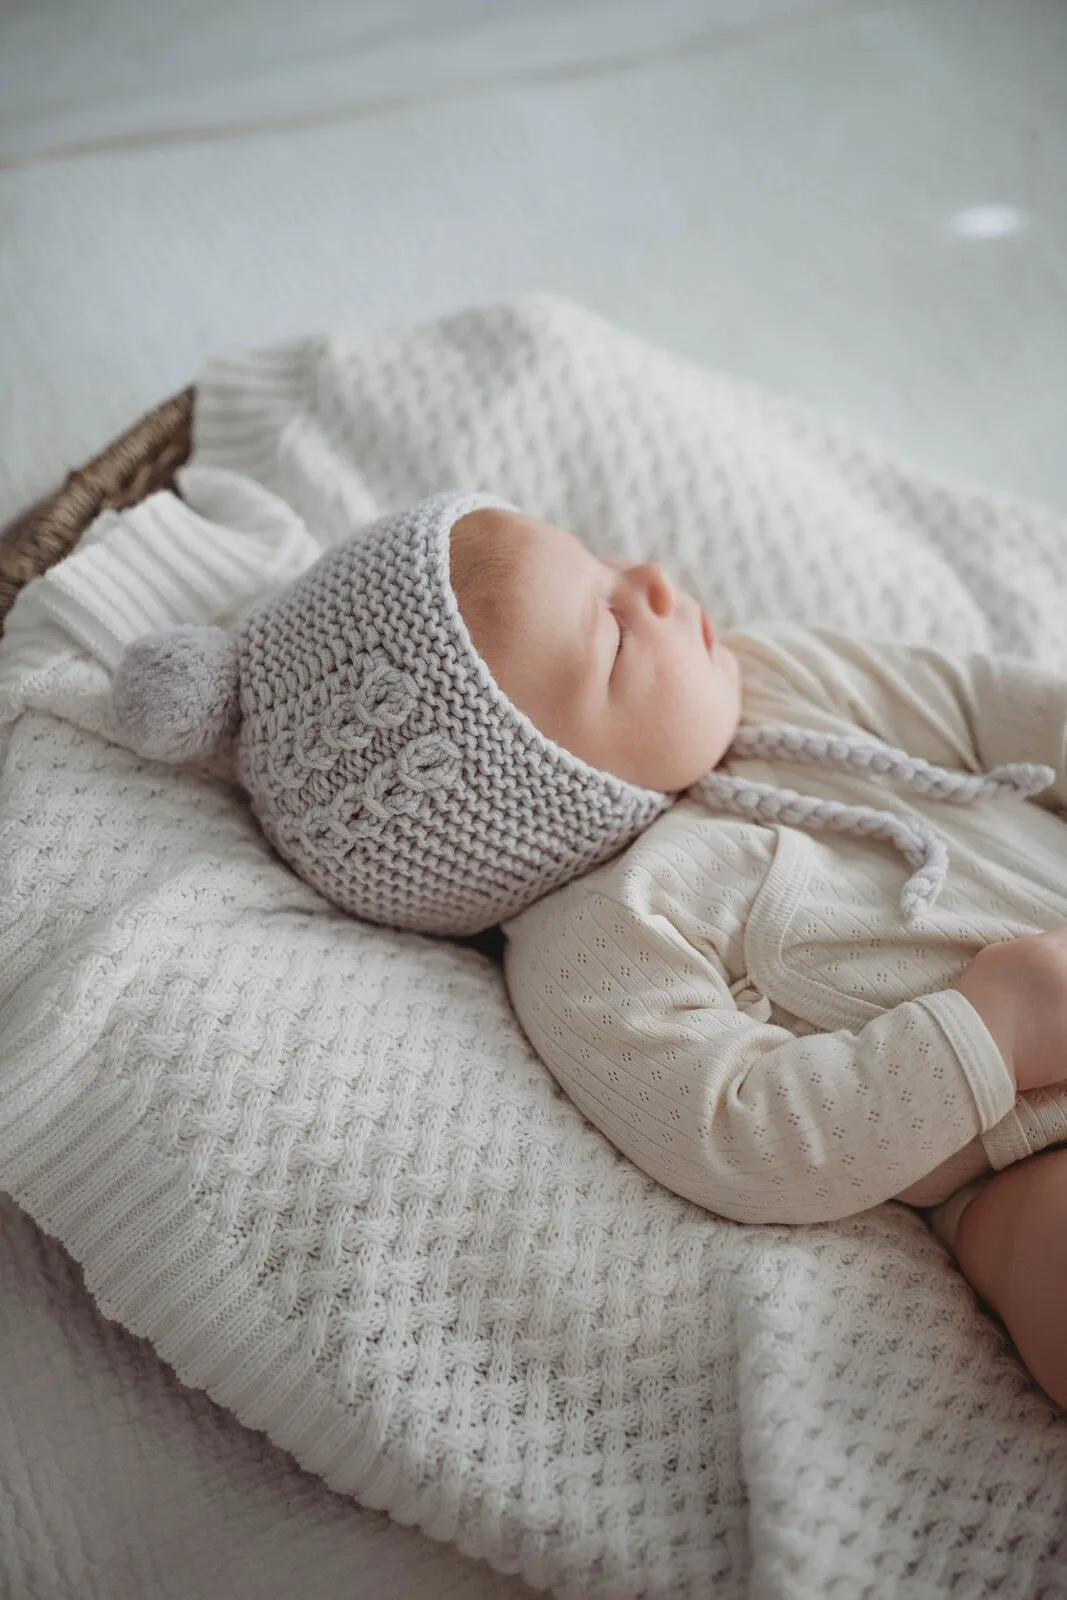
top-left (0, 385), bottom-right (195, 633)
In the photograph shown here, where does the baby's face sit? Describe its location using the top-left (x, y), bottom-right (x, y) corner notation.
top-left (450, 508), bottom-right (742, 791)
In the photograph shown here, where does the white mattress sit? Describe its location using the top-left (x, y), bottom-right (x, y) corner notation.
top-left (2, 3), bottom-right (1065, 1597)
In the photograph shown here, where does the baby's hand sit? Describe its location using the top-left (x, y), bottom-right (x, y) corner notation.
top-left (953, 928), bottom-right (1067, 1093)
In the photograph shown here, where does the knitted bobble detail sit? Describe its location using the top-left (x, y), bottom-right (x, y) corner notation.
top-left (113, 624), bottom-right (240, 762)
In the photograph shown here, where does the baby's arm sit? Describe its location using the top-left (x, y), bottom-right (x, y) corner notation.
top-left (737, 622), bottom-right (1067, 813)
top-left (504, 884), bottom-right (1019, 1226)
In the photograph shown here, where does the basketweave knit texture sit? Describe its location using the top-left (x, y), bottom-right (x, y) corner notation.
top-left (234, 491), bottom-right (671, 935)
top-left (4, 296), bottom-right (1067, 1600)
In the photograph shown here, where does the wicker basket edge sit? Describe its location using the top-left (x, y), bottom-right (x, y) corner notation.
top-left (0, 386), bottom-right (195, 633)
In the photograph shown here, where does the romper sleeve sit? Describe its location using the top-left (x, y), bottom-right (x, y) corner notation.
top-left (503, 875), bottom-right (1017, 1225)
top-left (734, 621), bottom-right (1067, 815)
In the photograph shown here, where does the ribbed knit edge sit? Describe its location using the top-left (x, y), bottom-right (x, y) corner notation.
top-left (2, 483), bottom-right (321, 677)
top-left (915, 987), bottom-right (1020, 1138)
top-left (1013, 1091), bottom-right (1067, 1155)
top-left (40, 497), bottom-right (267, 666)
top-left (0, 1071), bottom-right (510, 1531)
top-left (192, 339), bottom-right (322, 489)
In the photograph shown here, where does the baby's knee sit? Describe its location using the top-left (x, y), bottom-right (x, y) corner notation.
top-left (953, 1147), bottom-right (1067, 1314)
top-left (952, 1149), bottom-right (1067, 1411)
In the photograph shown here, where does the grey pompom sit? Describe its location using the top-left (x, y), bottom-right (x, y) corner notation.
top-left (113, 624), bottom-right (241, 762)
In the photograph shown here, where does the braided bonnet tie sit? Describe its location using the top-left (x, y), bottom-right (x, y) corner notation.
top-left (689, 723), bottom-right (1056, 925)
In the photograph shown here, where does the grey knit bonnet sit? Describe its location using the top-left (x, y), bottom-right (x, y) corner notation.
top-left (112, 492), bottom-right (673, 936)
top-left (112, 490), bottom-right (1055, 936)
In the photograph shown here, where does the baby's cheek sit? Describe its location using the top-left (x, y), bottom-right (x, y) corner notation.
top-left (631, 678), bottom-right (707, 789)
top-left (684, 662), bottom-right (738, 769)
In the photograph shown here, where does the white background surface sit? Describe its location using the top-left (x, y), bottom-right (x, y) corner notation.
top-left (1, 3), bottom-right (1065, 1597)
top-left (2, 0), bottom-right (1065, 529)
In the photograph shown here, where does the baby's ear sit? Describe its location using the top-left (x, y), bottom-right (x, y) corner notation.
top-left (113, 624), bottom-right (241, 762)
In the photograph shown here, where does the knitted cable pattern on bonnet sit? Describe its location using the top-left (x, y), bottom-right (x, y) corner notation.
top-left (111, 489), bottom-right (1055, 935)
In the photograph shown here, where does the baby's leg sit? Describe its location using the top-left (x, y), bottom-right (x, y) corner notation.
top-left (952, 1147), bottom-right (1067, 1411)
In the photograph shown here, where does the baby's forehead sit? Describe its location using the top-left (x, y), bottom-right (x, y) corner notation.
top-left (456, 505), bottom-right (551, 546)
top-left (454, 505), bottom-right (584, 571)
top-left (450, 508), bottom-right (524, 595)
top-left (452, 508), bottom-right (576, 594)
top-left (450, 507), bottom-right (586, 652)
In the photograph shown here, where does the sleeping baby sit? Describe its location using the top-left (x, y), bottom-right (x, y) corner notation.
top-left (113, 490), bottom-right (1067, 1412)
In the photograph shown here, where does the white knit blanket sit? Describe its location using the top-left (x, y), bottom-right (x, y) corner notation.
top-left (3, 296), bottom-right (1067, 1600)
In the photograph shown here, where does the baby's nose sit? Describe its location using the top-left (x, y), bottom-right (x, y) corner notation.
top-left (637, 562), bottom-right (675, 617)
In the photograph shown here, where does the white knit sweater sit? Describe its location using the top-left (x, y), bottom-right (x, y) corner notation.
top-left (504, 621), bottom-right (1067, 1225)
